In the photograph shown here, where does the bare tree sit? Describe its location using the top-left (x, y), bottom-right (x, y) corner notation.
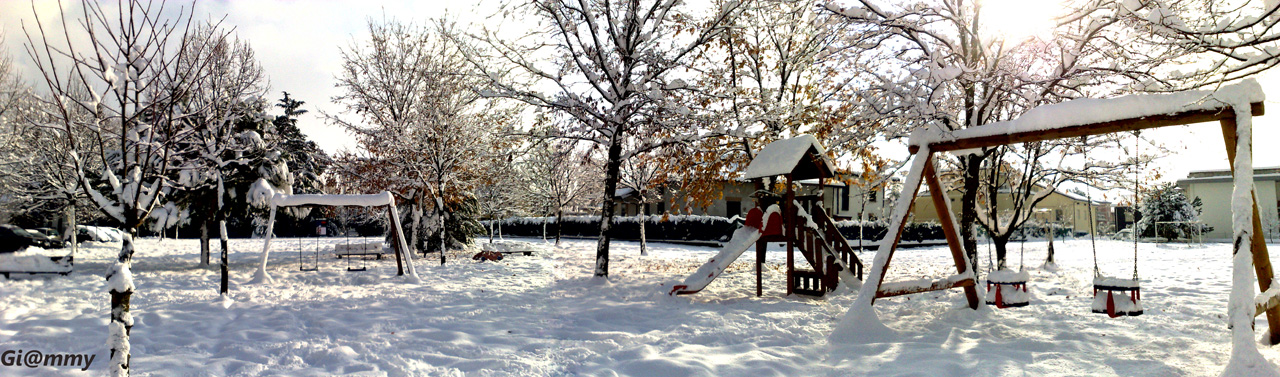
top-left (618, 149), bottom-right (667, 256)
top-left (457, 0), bottom-right (742, 278)
top-left (170, 23), bottom-right (269, 295)
top-left (521, 137), bottom-right (600, 245)
top-left (329, 18), bottom-right (498, 265)
top-left (972, 135), bottom-right (1147, 269)
top-left (826, 0), bottom-right (1200, 274)
top-left (22, 1), bottom-right (217, 375)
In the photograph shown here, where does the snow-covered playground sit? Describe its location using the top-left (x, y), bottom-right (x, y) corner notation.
top-left (2, 236), bottom-right (1276, 376)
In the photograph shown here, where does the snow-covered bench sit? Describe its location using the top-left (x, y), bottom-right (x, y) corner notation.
top-left (480, 241), bottom-right (543, 256)
top-left (0, 254), bottom-right (73, 279)
top-left (334, 241), bottom-right (387, 260)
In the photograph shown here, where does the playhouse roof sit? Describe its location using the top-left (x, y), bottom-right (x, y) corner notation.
top-left (742, 134), bottom-right (838, 180)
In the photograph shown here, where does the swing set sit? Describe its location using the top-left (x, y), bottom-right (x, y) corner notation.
top-left (849, 80), bottom-right (1280, 344)
top-left (254, 192), bottom-right (418, 283)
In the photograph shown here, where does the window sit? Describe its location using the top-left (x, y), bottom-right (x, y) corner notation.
top-left (870, 190), bottom-right (878, 202)
top-left (727, 201), bottom-right (742, 218)
top-left (658, 202), bottom-right (666, 214)
top-left (841, 186), bottom-right (850, 211)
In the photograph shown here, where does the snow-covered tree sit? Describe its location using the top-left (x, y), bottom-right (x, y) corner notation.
top-left (618, 150), bottom-right (668, 256)
top-left (1137, 182), bottom-right (1209, 241)
top-left (168, 23), bottom-right (272, 296)
top-left (271, 93), bottom-right (330, 195)
top-left (22, 2), bottom-right (220, 374)
top-left (329, 18), bottom-right (497, 264)
top-left (675, 0), bottom-right (879, 208)
top-left (457, 0), bottom-right (743, 278)
top-left (824, 0), bottom-right (1210, 272)
top-left (520, 137), bottom-right (600, 245)
top-left (1118, 0), bottom-right (1280, 87)
top-left (475, 126), bottom-right (524, 242)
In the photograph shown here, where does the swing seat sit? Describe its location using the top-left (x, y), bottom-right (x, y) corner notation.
top-left (985, 269), bottom-right (1030, 308)
top-left (1091, 276), bottom-right (1142, 317)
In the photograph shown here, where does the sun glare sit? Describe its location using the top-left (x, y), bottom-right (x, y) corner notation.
top-left (979, 0), bottom-right (1061, 43)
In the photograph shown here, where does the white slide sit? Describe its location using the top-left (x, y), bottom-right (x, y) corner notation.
top-left (669, 226), bottom-right (762, 295)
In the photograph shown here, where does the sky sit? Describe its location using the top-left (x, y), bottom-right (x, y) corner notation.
top-left (1, 0), bottom-right (1278, 186)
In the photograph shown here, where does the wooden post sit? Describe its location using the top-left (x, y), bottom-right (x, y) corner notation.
top-left (923, 156), bottom-right (981, 309)
top-left (388, 209), bottom-right (405, 276)
top-left (1221, 117), bottom-right (1280, 344)
top-left (756, 240), bottom-right (765, 297)
top-left (785, 174), bottom-right (795, 296)
top-left (869, 151), bottom-right (929, 304)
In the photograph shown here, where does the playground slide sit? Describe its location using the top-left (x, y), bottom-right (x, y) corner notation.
top-left (668, 226), bottom-right (763, 295)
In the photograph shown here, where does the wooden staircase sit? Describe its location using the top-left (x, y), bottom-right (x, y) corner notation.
top-left (787, 198), bottom-right (864, 297)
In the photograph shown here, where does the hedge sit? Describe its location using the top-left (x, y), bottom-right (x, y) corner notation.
top-left (485, 216), bottom-right (948, 244)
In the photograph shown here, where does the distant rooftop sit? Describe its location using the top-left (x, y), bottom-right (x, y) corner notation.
top-left (1186, 166), bottom-right (1280, 178)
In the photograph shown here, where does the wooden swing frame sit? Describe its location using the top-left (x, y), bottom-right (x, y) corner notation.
top-left (863, 98), bottom-right (1280, 344)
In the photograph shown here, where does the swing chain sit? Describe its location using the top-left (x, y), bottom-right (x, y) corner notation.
top-left (1132, 131), bottom-right (1141, 282)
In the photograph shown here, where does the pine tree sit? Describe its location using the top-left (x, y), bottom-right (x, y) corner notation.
top-left (273, 92), bottom-right (330, 194)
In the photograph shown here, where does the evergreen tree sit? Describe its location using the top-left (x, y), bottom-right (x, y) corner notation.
top-left (1137, 183), bottom-right (1212, 241)
top-left (272, 92), bottom-right (331, 195)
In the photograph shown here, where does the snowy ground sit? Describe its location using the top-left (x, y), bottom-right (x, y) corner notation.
top-left (2, 235), bottom-right (1279, 376)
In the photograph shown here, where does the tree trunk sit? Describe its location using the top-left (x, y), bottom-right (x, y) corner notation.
top-left (1045, 226), bottom-right (1056, 265)
top-left (66, 199), bottom-right (78, 256)
top-left (959, 154), bottom-right (983, 276)
top-left (107, 232), bottom-right (136, 377)
top-left (638, 210), bottom-right (647, 256)
top-left (594, 133), bottom-right (625, 278)
top-left (219, 217), bottom-right (230, 296)
top-left (436, 196), bottom-right (446, 265)
top-left (489, 218), bottom-right (495, 243)
top-left (993, 233), bottom-right (1011, 270)
top-left (497, 216), bottom-right (503, 240)
top-left (200, 219), bottom-right (211, 265)
top-left (410, 201), bottom-right (423, 257)
top-left (555, 209), bottom-right (563, 246)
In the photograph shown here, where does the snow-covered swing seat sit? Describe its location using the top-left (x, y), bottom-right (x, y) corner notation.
top-left (985, 237), bottom-right (1030, 308)
top-left (1090, 133), bottom-right (1144, 317)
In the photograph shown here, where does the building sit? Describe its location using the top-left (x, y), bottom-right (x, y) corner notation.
top-left (613, 176), bottom-right (890, 220)
top-left (911, 185), bottom-right (1111, 235)
top-left (1176, 167), bottom-right (1280, 240)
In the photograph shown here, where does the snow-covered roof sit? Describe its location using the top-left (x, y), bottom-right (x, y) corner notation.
top-left (613, 188), bottom-right (635, 198)
top-left (742, 135), bottom-right (838, 180)
top-left (795, 178), bottom-right (847, 187)
top-left (909, 79), bottom-right (1265, 149)
top-left (1178, 173), bottom-right (1280, 185)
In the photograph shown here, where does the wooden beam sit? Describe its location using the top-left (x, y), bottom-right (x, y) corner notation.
top-left (868, 152), bottom-right (931, 305)
top-left (876, 277), bottom-right (977, 299)
top-left (920, 102), bottom-right (1264, 153)
top-left (923, 159), bottom-right (980, 309)
top-left (1221, 116), bottom-right (1280, 345)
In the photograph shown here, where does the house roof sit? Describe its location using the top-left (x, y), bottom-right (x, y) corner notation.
top-left (918, 185), bottom-right (1108, 205)
top-left (742, 135), bottom-right (838, 180)
top-left (1177, 173), bottom-right (1280, 185)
